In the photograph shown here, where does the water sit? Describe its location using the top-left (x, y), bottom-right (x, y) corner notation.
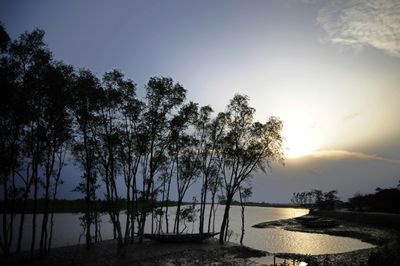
top-left (4, 205), bottom-right (374, 256)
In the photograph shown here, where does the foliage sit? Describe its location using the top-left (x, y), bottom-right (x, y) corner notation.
top-left (291, 189), bottom-right (340, 210)
top-left (218, 94), bottom-right (284, 243)
top-left (0, 22), bottom-right (285, 256)
top-left (349, 185), bottom-right (400, 213)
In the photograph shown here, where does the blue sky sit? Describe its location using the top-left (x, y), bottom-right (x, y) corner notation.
top-left (1, 0), bottom-right (399, 202)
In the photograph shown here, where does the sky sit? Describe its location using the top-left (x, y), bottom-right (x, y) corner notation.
top-left (1, 0), bottom-right (399, 202)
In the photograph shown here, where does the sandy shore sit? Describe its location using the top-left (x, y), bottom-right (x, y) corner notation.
top-left (253, 212), bottom-right (400, 265)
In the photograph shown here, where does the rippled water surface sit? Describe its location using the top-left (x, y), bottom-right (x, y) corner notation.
top-left (10, 206), bottom-right (374, 255)
top-left (223, 206), bottom-right (374, 255)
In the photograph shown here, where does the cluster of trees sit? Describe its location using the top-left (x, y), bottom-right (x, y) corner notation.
top-left (291, 189), bottom-right (340, 210)
top-left (0, 24), bottom-right (284, 257)
top-left (349, 182), bottom-right (400, 213)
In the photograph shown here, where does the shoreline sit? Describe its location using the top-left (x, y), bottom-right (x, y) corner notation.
top-left (253, 211), bottom-right (400, 265)
top-left (3, 211), bottom-right (399, 265)
top-left (1, 238), bottom-right (268, 266)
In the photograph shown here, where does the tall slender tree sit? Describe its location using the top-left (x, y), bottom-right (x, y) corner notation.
top-left (117, 73), bottom-right (143, 245)
top-left (71, 70), bottom-right (102, 249)
top-left (0, 23), bottom-right (24, 257)
top-left (38, 63), bottom-right (74, 255)
top-left (196, 110), bottom-right (226, 234)
top-left (169, 102), bottom-right (200, 234)
top-left (137, 77), bottom-right (186, 242)
top-left (10, 29), bottom-right (58, 258)
top-left (219, 94), bottom-right (283, 244)
top-left (238, 186), bottom-right (252, 245)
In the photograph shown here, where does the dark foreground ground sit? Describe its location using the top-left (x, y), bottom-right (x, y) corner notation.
top-left (2, 238), bottom-right (269, 266)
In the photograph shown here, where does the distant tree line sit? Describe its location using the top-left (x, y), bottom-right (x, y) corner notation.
top-left (0, 198), bottom-right (186, 214)
top-left (348, 182), bottom-right (400, 213)
top-left (0, 23), bottom-right (284, 258)
top-left (291, 189), bottom-right (340, 210)
top-left (291, 180), bottom-right (400, 214)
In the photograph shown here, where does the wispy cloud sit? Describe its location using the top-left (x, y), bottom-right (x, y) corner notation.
top-left (317, 0), bottom-right (400, 56)
top-left (305, 149), bottom-right (400, 164)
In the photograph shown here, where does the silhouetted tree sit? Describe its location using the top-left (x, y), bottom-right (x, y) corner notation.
top-left (91, 70), bottom-right (132, 252)
top-left (0, 22), bottom-right (292, 257)
top-left (349, 184), bottom-right (400, 213)
top-left (137, 77), bottom-right (186, 242)
top-left (239, 186), bottom-right (252, 245)
top-left (0, 25), bottom-right (74, 257)
top-left (167, 102), bottom-right (200, 234)
top-left (291, 189), bottom-right (340, 210)
top-left (116, 73), bottom-right (143, 245)
top-left (322, 190), bottom-right (339, 210)
top-left (38, 63), bottom-right (74, 255)
top-left (179, 198), bottom-right (198, 233)
top-left (219, 95), bottom-right (284, 244)
top-left (207, 160), bottom-right (223, 233)
top-left (71, 70), bottom-right (102, 249)
top-left (0, 23), bottom-right (24, 257)
top-left (196, 107), bottom-right (227, 234)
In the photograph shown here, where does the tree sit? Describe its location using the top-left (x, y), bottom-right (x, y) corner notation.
top-left (179, 198), bottom-right (199, 233)
top-left (0, 25), bottom-right (74, 257)
top-left (219, 94), bottom-right (283, 244)
top-left (0, 23), bottom-right (24, 257)
top-left (196, 107), bottom-right (227, 234)
top-left (207, 161), bottom-right (223, 233)
top-left (239, 186), bottom-right (252, 245)
top-left (91, 70), bottom-right (135, 252)
top-left (18, 29), bottom-right (53, 259)
top-left (137, 77), bottom-right (186, 242)
top-left (168, 102), bottom-right (200, 234)
top-left (71, 70), bottom-right (102, 250)
top-left (291, 189), bottom-right (339, 210)
top-left (38, 62), bottom-right (74, 255)
top-left (116, 72), bottom-right (143, 245)
top-left (322, 190), bottom-right (339, 210)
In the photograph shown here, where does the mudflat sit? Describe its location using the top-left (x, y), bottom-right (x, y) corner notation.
top-left (253, 211), bottom-right (400, 265)
top-left (2, 238), bottom-right (267, 266)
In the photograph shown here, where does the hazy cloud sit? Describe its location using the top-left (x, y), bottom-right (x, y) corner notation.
top-left (343, 112), bottom-right (359, 121)
top-left (306, 149), bottom-right (400, 164)
top-left (308, 169), bottom-right (321, 176)
top-left (317, 0), bottom-right (400, 56)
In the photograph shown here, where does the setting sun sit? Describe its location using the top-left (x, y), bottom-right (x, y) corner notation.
top-left (283, 123), bottom-right (321, 159)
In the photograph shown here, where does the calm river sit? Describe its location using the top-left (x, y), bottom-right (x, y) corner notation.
top-left (8, 205), bottom-right (374, 256)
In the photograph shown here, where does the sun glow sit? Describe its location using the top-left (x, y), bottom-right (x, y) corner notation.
top-left (283, 125), bottom-right (318, 159)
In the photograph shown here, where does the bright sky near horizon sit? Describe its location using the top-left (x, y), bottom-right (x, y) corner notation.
top-left (1, 0), bottom-right (399, 202)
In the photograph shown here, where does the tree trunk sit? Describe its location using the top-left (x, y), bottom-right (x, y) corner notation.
top-left (174, 200), bottom-right (182, 234)
top-left (207, 192), bottom-right (216, 233)
top-left (85, 172), bottom-right (91, 250)
top-left (1, 173), bottom-right (10, 257)
top-left (124, 183), bottom-right (131, 245)
top-left (165, 170), bottom-right (172, 233)
top-left (219, 197), bottom-right (232, 244)
top-left (39, 174), bottom-right (51, 255)
top-left (239, 191), bottom-right (245, 245)
top-left (131, 158), bottom-right (139, 244)
top-left (30, 169), bottom-right (39, 259)
top-left (199, 177), bottom-right (206, 234)
top-left (16, 196), bottom-right (28, 254)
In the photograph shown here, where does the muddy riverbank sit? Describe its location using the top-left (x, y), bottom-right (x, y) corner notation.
top-left (253, 211), bottom-right (400, 265)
